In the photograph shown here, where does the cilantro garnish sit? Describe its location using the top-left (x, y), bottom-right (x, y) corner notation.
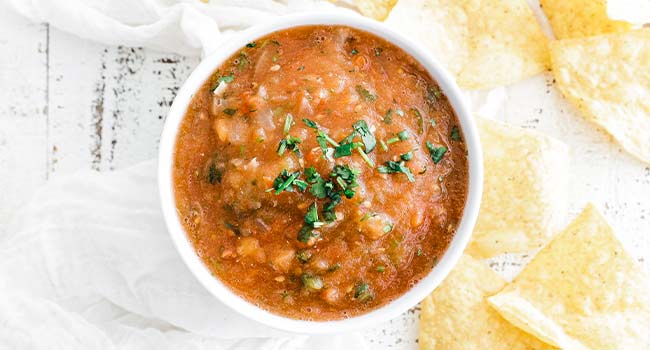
top-left (334, 143), bottom-right (354, 158)
top-left (270, 170), bottom-right (301, 194)
top-left (218, 75), bottom-right (234, 83)
top-left (283, 113), bottom-right (294, 134)
top-left (383, 109), bottom-right (393, 124)
top-left (354, 282), bottom-right (373, 302)
top-left (378, 160), bottom-right (415, 182)
top-left (400, 151), bottom-right (413, 161)
top-left (353, 120), bottom-right (376, 152)
top-left (356, 85), bottom-right (377, 102)
top-left (426, 142), bottom-right (447, 164)
top-left (223, 108), bottom-right (237, 116)
top-left (246, 42), bottom-right (257, 48)
top-left (302, 118), bottom-right (318, 129)
top-left (450, 125), bottom-right (461, 141)
top-left (277, 135), bottom-right (302, 157)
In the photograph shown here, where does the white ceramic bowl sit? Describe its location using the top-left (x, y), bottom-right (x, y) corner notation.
top-left (159, 12), bottom-right (483, 334)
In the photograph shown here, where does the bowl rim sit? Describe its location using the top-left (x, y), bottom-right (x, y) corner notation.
top-left (158, 11), bottom-right (483, 335)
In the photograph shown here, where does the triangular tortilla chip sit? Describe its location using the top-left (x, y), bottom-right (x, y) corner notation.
top-left (541, 0), bottom-right (633, 39)
top-left (551, 29), bottom-right (650, 164)
top-left (488, 204), bottom-right (650, 349)
top-left (419, 254), bottom-right (554, 350)
top-left (353, 0), bottom-right (398, 20)
top-left (466, 117), bottom-right (568, 259)
top-left (386, 0), bottom-right (550, 89)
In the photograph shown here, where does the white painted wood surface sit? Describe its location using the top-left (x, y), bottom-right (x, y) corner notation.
top-left (1, 3), bottom-right (648, 349)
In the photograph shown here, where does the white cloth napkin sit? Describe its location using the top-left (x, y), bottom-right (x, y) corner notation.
top-left (0, 161), bottom-right (366, 349)
top-left (2, 0), bottom-right (368, 348)
top-left (6, 0), bottom-right (357, 57)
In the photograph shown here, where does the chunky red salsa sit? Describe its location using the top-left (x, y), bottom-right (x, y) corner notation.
top-left (173, 25), bottom-right (469, 320)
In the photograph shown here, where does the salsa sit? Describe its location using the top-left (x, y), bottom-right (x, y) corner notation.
top-left (173, 25), bottom-right (469, 320)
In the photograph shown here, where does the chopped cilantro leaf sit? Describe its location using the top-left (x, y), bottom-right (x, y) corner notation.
top-left (395, 108), bottom-right (405, 117)
top-left (451, 125), bottom-right (461, 141)
top-left (376, 265), bottom-right (385, 273)
top-left (412, 108), bottom-right (424, 133)
top-left (223, 108), bottom-right (237, 116)
top-left (378, 161), bottom-right (415, 182)
top-left (356, 85), bottom-right (377, 102)
top-left (401, 151), bottom-right (413, 161)
top-left (270, 170), bottom-right (301, 194)
top-left (218, 75), bottom-right (234, 83)
top-left (296, 249), bottom-right (312, 263)
top-left (353, 120), bottom-right (376, 152)
top-left (351, 48), bottom-right (358, 55)
top-left (383, 109), bottom-right (393, 124)
top-left (304, 202), bottom-right (320, 225)
top-left (302, 118), bottom-right (318, 129)
top-left (277, 135), bottom-right (301, 156)
top-left (246, 42), bottom-right (257, 48)
top-left (283, 113), bottom-right (294, 134)
top-left (397, 130), bottom-right (409, 141)
top-left (297, 225), bottom-right (316, 243)
top-left (426, 142), bottom-right (447, 164)
top-left (354, 282), bottom-right (373, 302)
top-left (334, 143), bottom-right (354, 158)
top-left (294, 179), bottom-right (308, 192)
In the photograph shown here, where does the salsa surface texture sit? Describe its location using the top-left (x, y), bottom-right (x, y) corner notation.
top-left (173, 25), bottom-right (469, 320)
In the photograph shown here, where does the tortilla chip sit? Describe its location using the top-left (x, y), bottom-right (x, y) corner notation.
top-left (466, 117), bottom-right (568, 259)
top-left (488, 204), bottom-right (650, 349)
top-left (353, 0), bottom-right (398, 21)
top-left (540, 0), bottom-right (634, 39)
top-left (419, 254), bottom-right (553, 350)
top-left (386, 0), bottom-right (550, 89)
top-left (551, 30), bottom-right (650, 164)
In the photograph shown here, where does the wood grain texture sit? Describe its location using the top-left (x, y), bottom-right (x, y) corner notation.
top-left (0, 5), bottom-right (648, 349)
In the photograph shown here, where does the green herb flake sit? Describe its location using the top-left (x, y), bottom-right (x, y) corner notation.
top-left (430, 118), bottom-right (437, 127)
top-left (356, 85), bottom-right (378, 102)
top-left (296, 249), bottom-right (312, 263)
top-left (395, 108), bottom-right (405, 117)
top-left (207, 163), bottom-right (222, 184)
top-left (351, 48), bottom-right (358, 55)
top-left (301, 273), bottom-right (323, 290)
top-left (354, 282), bottom-right (373, 302)
top-left (297, 65), bottom-right (305, 71)
top-left (378, 160), bottom-right (415, 182)
top-left (397, 130), bottom-right (409, 141)
top-left (328, 263), bottom-right (341, 272)
top-left (379, 139), bottom-right (388, 151)
top-left (223, 108), bottom-right (237, 116)
top-left (383, 109), bottom-right (393, 124)
top-left (353, 120), bottom-right (376, 152)
top-left (277, 135), bottom-right (301, 156)
top-left (294, 179), bottom-right (308, 192)
top-left (270, 169), bottom-right (301, 194)
top-left (451, 125), bottom-right (462, 141)
top-left (297, 225), bottom-right (316, 243)
top-left (246, 42), bottom-right (257, 48)
top-left (416, 248), bottom-right (423, 257)
top-left (412, 108), bottom-right (424, 133)
top-left (400, 151), bottom-right (413, 161)
top-left (383, 222), bottom-right (394, 233)
top-left (376, 265), bottom-right (385, 273)
top-left (283, 113), bottom-right (294, 134)
top-left (426, 142), bottom-right (448, 164)
top-left (302, 118), bottom-right (318, 129)
top-left (218, 75), bottom-right (234, 83)
top-left (334, 143), bottom-right (354, 158)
